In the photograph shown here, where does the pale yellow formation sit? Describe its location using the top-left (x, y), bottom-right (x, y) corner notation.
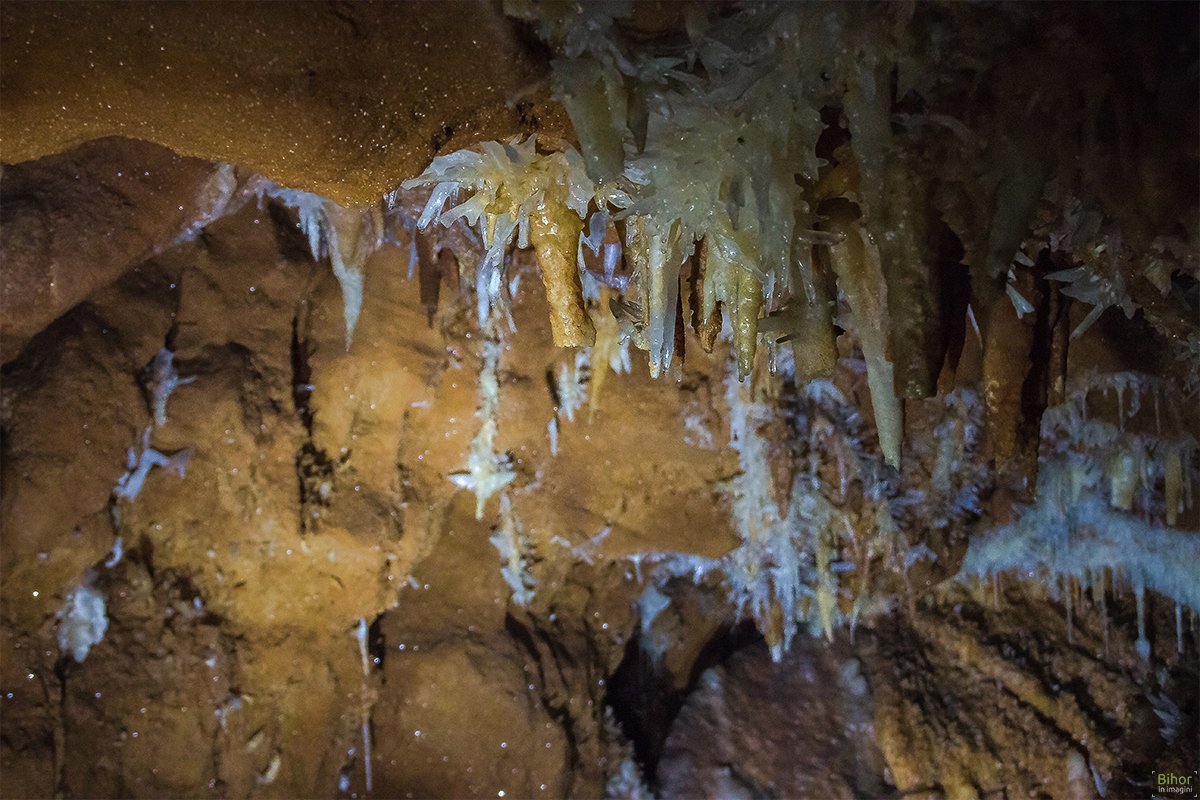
top-left (588, 286), bottom-right (621, 421)
top-left (529, 201), bottom-right (594, 347)
top-left (824, 208), bottom-right (903, 469)
top-left (1165, 447), bottom-right (1183, 526)
top-left (691, 240), bottom-right (724, 354)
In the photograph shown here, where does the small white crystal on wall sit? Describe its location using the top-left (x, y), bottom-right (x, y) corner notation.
top-left (57, 577), bottom-right (108, 663)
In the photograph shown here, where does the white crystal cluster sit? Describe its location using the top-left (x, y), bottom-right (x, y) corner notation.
top-left (959, 372), bottom-right (1200, 658)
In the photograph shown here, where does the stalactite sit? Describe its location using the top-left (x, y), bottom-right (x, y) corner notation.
top-left (760, 247), bottom-right (838, 384)
top-left (621, 217), bottom-right (685, 378)
top-left (531, 201), bottom-right (594, 347)
top-left (691, 239), bottom-right (723, 355)
top-left (816, 524), bottom-right (837, 642)
top-left (265, 187), bottom-right (383, 349)
top-left (587, 285), bottom-right (627, 421)
top-left (384, 0), bottom-right (1200, 666)
top-left (878, 150), bottom-right (942, 399)
top-left (1165, 446), bottom-right (1184, 526)
top-left (732, 265), bottom-right (764, 382)
top-left (981, 280), bottom-right (1034, 469)
top-left (402, 135), bottom-right (600, 341)
top-left (1109, 450), bottom-right (1138, 512)
top-left (353, 619), bottom-right (374, 794)
top-left (553, 53), bottom-right (628, 186)
top-left (823, 202), bottom-right (903, 469)
top-left (415, 229), bottom-right (440, 325)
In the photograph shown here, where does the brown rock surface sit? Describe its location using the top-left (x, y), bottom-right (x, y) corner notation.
top-left (862, 588), bottom-right (1199, 799)
top-left (1, 137), bottom-right (1196, 797)
top-left (0, 138), bottom-right (240, 359)
top-left (1, 3), bottom-right (1197, 794)
top-left (0, 1), bottom-right (571, 207)
top-left (657, 638), bottom-right (887, 799)
top-left (0, 171), bottom-right (738, 798)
